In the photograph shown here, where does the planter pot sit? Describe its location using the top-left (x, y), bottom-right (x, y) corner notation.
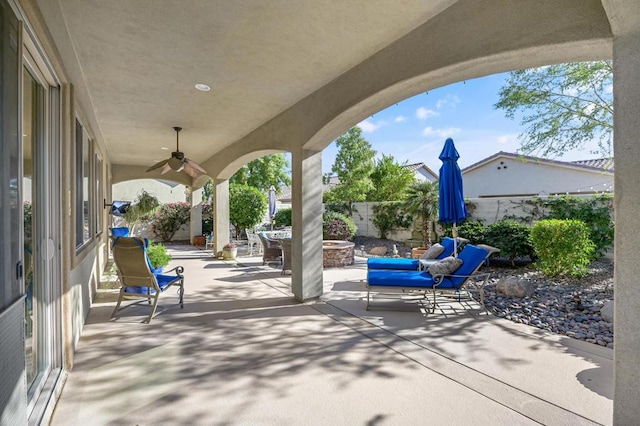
top-left (193, 235), bottom-right (206, 246)
top-left (222, 247), bottom-right (238, 260)
top-left (411, 247), bottom-right (428, 259)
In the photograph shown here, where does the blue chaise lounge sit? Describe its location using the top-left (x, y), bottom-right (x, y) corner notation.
top-left (366, 244), bottom-right (490, 312)
top-left (366, 237), bottom-right (458, 271)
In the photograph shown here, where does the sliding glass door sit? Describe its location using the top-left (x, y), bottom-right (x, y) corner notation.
top-left (23, 41), bottom-right (62, 420)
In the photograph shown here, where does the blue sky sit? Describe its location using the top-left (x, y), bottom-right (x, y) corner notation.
top-left (319, 72), bottom-right (604, 175)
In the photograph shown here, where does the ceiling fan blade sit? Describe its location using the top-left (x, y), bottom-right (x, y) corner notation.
top-left (146, 158), bottom-right (169, 172)
top-left (183, 158), bottom-right (207, 177)
top-left (161, 163), bottom-right (172, 175)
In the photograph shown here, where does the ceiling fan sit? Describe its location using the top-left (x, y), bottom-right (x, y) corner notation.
top-left (146, 127), bottom-right (206, 178)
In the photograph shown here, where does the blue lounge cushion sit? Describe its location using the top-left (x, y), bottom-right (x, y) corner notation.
top-left (367, 269), bottom-right (436, 288)
top-left (111, 227), bottom-right (130, 237)
top-left (124, 273), bottom-right (181, 295)
top-left (367, 258), bottom-right (419, 270)
top-left (366, 237), bottom-right (458, 271)
top-left (367, 244), bottom-right (489, 290)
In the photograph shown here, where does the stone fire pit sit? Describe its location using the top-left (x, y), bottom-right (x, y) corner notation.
top-left (322, 240), bottom-right (355, 267)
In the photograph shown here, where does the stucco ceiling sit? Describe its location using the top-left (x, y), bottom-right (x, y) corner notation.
top-left (41, 0), bottom-right (455, 168)
top-left (34, 0), bottom-right (621, 179)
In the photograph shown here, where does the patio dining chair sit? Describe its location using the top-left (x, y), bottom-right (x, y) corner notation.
top-left (280, 238), bottom-right (292, 275)
top-left (246, 229), bottom-right (262, 256)
top-left (111, 237), bottom-right (185, 323)
top-left (257, 232), bottom-right (282, 265)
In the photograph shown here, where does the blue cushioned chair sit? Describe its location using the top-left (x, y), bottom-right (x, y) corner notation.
top-left (110, 226), bottom-right (130, 237)
top-left (111, 237), bottom-right (184, 323)
top-left (366, 237), bottom-right (458, 271)
top-left (366, 244), bottom-right (490, 312)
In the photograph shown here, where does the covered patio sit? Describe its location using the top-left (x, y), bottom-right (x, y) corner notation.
top-left (52, 245), bottom-right (612, 425)
top-left (2, 1), bottom-right (639, 424)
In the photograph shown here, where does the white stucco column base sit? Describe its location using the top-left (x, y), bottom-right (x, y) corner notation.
top-left (213, 179), bottom-right (230, 257)
top-left (291, 148), bottom-right (323, 301)
top-left (613, 29), bottom-right (640, 425)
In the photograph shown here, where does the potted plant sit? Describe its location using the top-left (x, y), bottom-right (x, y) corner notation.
top-left (146, 241), bottom-right (172, 274)
top-left (222, 242), bottom-right (238, 260)
top-left (123, 190), bottom-right (160, 235)
top-left (403, 181), bottom-right (439, 258)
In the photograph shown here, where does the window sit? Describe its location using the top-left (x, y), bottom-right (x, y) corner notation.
top-left (75, 119), bottom-right (94, 248)
top-left (95, 153), bottom-right (103, 235)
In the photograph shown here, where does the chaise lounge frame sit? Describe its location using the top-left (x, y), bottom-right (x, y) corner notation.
top-left (366, 244), bottom-right (490, 313)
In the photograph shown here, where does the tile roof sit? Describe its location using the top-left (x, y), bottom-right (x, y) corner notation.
top-left (462, 151), bottom-right (614, 174)
top-left (572, 158), bottom-right (614, 171)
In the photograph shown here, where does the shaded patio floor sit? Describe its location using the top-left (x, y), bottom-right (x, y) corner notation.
top-left (52, 244), bottom-right (613, 425)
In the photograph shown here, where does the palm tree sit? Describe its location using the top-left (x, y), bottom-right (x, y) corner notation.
top-left (403, 181), bottom-right (439, 247)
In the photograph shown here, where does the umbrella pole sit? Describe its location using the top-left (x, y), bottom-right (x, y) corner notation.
top-left (452, 222), bottom-right (458, 257)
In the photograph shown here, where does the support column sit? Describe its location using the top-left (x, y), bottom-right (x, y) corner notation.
top-left (291, 148), bottom-right (323, 301)
top-left (213, 179), bottom-right (230, 257)
top-left (613, 30), bottom-right (640, 425)
top-left (189, 187), bottom-right (203, 244)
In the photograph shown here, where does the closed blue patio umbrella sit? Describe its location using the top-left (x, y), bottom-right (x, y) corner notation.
top-left (268, 186), bottom-right (278, 230)
top-left (438, 138), bottom-right (467, 256)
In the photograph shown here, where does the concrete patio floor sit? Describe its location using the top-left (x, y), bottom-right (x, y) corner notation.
top-left (51, 244), bottom-right (613, 425)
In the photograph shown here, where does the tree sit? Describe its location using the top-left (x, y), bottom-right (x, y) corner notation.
top-left (229, 184), bottom-right (267, 238)
top-left (324, 127), bottom-right (376, 215)
top-left (495, 61), bottom-right (613, 157)
top-left (230, 154), bottom-right (291, 193)
top-left (367, 154), bottom-right (416, 201)
top-left (403, 181), bottom-right (439, 247)
top-left (202, 154), bottom-right (291, 202)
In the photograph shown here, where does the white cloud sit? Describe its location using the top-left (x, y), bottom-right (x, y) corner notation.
top-left (605, 84), bottom-right (613, 94)
top-left (416, 107), bottom-right (439, 120)
top-left (358, 119), bottom-right (387, 133)
top-left (394, 115), bottom-right (407, 123)
top-left (496, 134), bottom-right (518, 145)
top-left (436, 94), bottom-right (461, 109)
top-left (423, 126), bottom-right (461, 138)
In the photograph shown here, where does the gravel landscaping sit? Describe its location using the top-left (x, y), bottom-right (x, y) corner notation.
top-left (355, 236), bottom-right (615, 348)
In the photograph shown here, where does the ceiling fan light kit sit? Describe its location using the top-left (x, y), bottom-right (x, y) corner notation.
top-left (146, 127), bottom-right (206, 178)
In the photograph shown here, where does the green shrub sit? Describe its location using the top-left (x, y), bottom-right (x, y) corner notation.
top-left (504, 194), bottom-right (614, 258)
top-left (146, 241), bottom-right (172, 269)
top-left (372, 201), bottom-right (412, 239)
top-left (485, 220), bottom-right (534, 265)
top-left (229, 184), bottom-right (268, 236)
top-left (273, 208), bottom-right (292, 227)
top-left (542, 195), bottom-right (613, 259)
top-left (323, 211), bottom-right (357, 241)
top-left (151, 202), bottom-right (191, 241)
top-left (456, 220), bottom-right (486, 245)
top-left (531, 219), bottom-right (595, 277)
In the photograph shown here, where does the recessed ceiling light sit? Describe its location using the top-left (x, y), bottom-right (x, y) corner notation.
top-left (161, 147), bottom-right (169, 150)
top-left (195, 83), bottom-right (211, 92)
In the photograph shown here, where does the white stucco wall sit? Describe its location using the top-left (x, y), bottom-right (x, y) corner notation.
top-left (112, 179), bottom-right (188, 204)
top-left (463, 157), bottom-right (614, 198)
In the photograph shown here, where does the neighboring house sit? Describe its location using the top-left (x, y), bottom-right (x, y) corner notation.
top-left (112, 179), bottom-right (188, 204)
top-left (462, 152), bottom-right (614, 198)
top-left (403, 162), bottom-right (438, 182)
